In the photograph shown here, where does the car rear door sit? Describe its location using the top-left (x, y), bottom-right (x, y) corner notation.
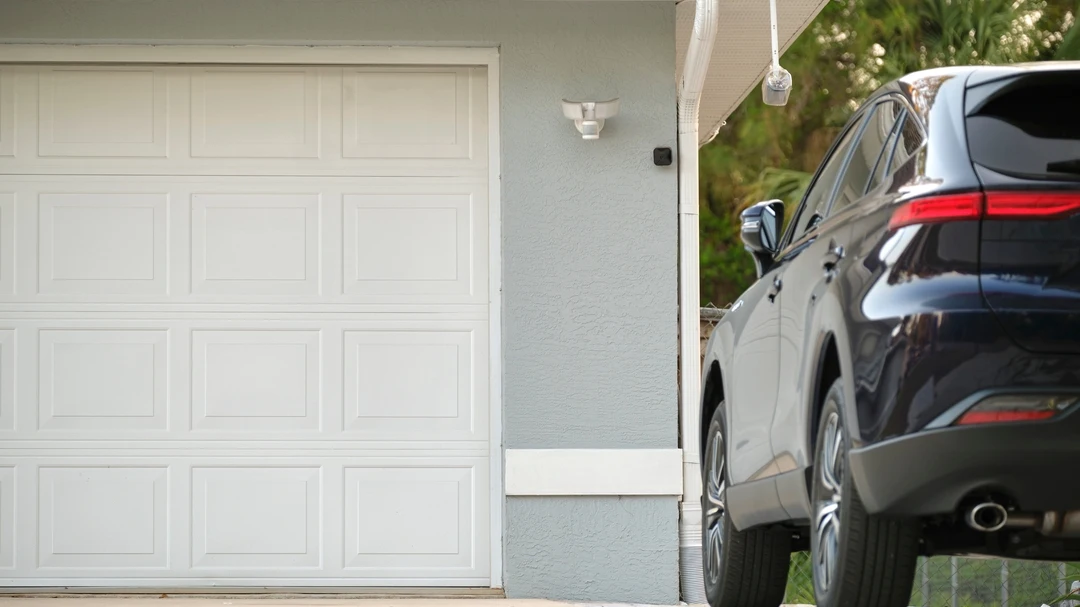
top-left (967, 68), bottom-right (1080, 354)
top-left (770, 99), bottom-right (904, 484)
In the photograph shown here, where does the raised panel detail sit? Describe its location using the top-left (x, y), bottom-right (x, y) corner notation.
top-left (38, 193), bottom-right (168, 295)
top-left (0, 467), bottom-right (12, 568)
top-left (0, 330), bottom-right (13, 432)
top-left (192, 330), bottom-right (320, 431)
top-left (39, 467), bottom-right (168, 568)
top-left (192, 467), bottom-right (321, 568)
top-left (345, 330), bottom-right (474, 439)
top-left (343, 193), bottom-right (472, 297)
top-left (39, 330), bottom-right (168, 431)
top-left (344, 466), bottom-right (474, 571)
top-left (192, 193), bottom-right (319, 295)
top-left (38, 68), bottom-right (167, 157)
top-left (343, 69), bottom-right (471, 159)
top-left (0, 70), bottom-right (13, 157)
top-left (0, 192), bottom-right (12, 297)
top-left (192, 68), bottom-right (319, 158)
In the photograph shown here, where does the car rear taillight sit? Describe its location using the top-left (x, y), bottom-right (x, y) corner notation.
top-left (889, 191), bottom-right (1080, 230)
top-left (888, 193), bottom-right (984, 230)
top-left (985, 191), bottom-right (1080, 218)
top-left (954, 394), bottom-right (1080, 426)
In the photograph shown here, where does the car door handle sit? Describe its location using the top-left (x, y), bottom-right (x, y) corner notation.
top-left (821, 244), bottom-right (845, 272)
top-left (767, 276), bottom-right (782, 303)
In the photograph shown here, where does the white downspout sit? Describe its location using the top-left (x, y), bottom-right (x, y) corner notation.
top-left (677, 0), bottom-right (719, 602)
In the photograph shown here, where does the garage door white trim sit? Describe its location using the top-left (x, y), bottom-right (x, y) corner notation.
top-left (0, 45), bottom-right (499, 68)
top-left (0, 44), bottom-right (504, 589)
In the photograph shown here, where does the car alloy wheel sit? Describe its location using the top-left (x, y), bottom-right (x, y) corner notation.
top-left (814, 410), bottom-right (844, 596)
top-left (704, 424), bottom-right (726, 586)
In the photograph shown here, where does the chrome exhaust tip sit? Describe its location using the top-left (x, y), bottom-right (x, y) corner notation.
top-left (966, 502), bottom-right (1008, 533)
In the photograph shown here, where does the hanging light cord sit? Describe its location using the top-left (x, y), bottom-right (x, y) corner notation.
top-left (769, 0), bottom-right (780, 73)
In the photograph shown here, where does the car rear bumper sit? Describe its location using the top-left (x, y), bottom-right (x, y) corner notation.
top-left (848, 405), bottom-right (1080, 516)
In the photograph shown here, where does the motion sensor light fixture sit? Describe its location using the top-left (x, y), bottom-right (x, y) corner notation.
top-left (762, 0), bottom-right (792, 106)
top-left (562, 98), bottom-right (620, 140)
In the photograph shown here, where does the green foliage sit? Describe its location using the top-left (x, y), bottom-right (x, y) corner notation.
top-left (743, 168), bottom-right (814, 213)
top-left (699, 0), bottom-right (1078, 306)
top-left (1057, 11), bottom-right (1080, 57)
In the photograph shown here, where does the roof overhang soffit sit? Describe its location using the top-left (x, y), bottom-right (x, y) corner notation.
top-left (676, 0), bottom-right (829, 144)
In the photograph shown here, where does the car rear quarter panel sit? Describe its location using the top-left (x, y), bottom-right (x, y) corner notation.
top-left (835, 69), bottom-right (993, 447)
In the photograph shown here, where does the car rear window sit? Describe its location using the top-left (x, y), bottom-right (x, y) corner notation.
top-left (966, 72), bottom-right (1080, 180)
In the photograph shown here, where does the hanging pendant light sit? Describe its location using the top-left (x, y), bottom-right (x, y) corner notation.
top-left (762, 0), bottom-right (793, 106)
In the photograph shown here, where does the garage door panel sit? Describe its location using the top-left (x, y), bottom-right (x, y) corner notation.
top-left (343, 190), bottom-right (485, 300)
top-left (38, 193), bottom-right (169, 295)
top-left (343, 327), bottom-right (486, 440)
top-left (192, 466), bottom-right (322, 569)
top-left (0, 60), bottom-right (493, 587)
top-left (2, 179), bottom-right (487, 305)
top-left (0, 466), bottom-right (12, 569)
top-left (192, 329), bottom-right (322, 432)
top-left (191, 192), bottom-right (321, 296)
top-left (38, 466), bottom-right (169, 569)
top-left (192, 67), bottom-right (320, 159)
top-left (0, 71), bottom-right (12, 157)
top-left (1, 319), bottom-right (486, 442)
top-left (37, 67), bottom-right (169, 159)
top-left (344, 463), bottom-right (486, 576)
top-left (38, 329), bottom-right (168, 431)
top-left (0, 66), bottom-right (487, 177)
top-left (0, 330), bottom-right (12, 432)
top-left (0, 456), bottom-right (487, 582)
top-left (0, 193), bottom-right (12, 296)
top-left (342, 67), bottom-right (477, 160)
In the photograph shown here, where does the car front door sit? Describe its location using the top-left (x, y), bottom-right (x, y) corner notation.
top-left (726, 109), bottom-right (869, 488)
top-left (770, 99), bottom-right (905, 475)
top-left (727, 262), bottom-right (786, 486)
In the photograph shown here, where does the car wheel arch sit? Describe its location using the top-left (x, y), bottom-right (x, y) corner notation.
top-left (699, 319), bottom-right (735, 463)
top-left (808, 332), bottom-right (843, 462)
top-left (700, 359), bottom-right (725, 463)
top-left (805, 312), bottom-right (860, 479)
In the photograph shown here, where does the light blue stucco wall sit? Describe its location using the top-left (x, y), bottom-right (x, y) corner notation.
top-left (0, 2), bottom-right (680, 601)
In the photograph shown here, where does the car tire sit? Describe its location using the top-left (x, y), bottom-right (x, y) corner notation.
top-left (702, 403), bottom-right (791, 607)
top-left (810, 378), bottom-right (920, 607)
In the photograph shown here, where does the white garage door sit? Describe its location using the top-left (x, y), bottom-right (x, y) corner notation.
top-left (0, 59), bottom-right (493, 587)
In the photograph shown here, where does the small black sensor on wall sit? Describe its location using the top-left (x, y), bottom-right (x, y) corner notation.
top-left (653, 147), bottom-right (673, 166)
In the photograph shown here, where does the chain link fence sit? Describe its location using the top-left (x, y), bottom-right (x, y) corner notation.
top-left (697, 306), bottom-right (1080, 607)
top-left (779, 554), bottom-right (1078, 606)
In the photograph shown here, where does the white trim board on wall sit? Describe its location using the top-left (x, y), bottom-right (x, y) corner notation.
top-left (505, 449), bottom-right (683, 496)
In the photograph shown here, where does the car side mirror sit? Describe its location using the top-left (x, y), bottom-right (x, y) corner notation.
top-left (740, 199), bottom-right (785, 276)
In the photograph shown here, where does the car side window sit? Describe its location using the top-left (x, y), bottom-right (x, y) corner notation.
top-left (865, 104), bottom-right (906, 194)
top-left (831, 100), bottom-right (902, 214)
top-left (867, 120), bottom-right (902, 194)
top-left (886, 112), bottom-right (926, 173)
top-left (787, 114), bottom-right (865, 242)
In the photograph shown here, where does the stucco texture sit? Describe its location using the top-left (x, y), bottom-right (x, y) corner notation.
top-left (507, 496), bottom-right (679, 603)
top-left (0, 1), bottom-right (680, 600)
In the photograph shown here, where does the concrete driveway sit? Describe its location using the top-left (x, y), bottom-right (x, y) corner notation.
top-left (0, 599), bottom-right (815, 607)
top-left (4, 596), bottom-right (557, 600)
top-left (0, 601), bottom-right (699, 607)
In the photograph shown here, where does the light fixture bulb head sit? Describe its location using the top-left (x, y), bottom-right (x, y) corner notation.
top-left (762, 67), bottom-right (792, 106)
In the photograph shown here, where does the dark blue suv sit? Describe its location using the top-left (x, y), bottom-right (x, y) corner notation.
top-left (699, 63), bottom-right (1080, 607)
